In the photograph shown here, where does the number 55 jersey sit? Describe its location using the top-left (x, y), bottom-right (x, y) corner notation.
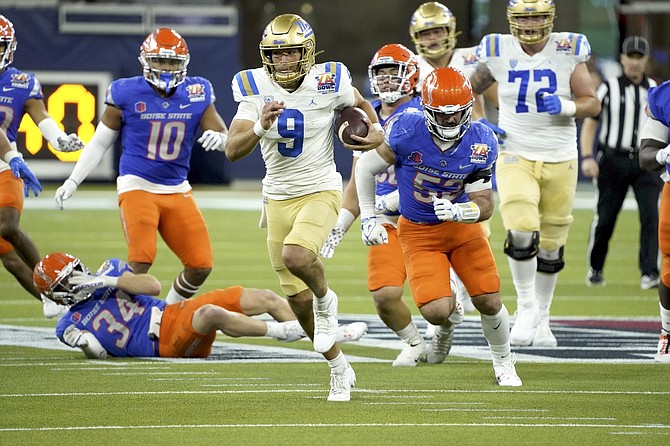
top-left (476, 32), bottom-right (591, 162)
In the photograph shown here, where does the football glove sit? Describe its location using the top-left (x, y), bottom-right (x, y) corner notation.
top-left (8, 157), bottom-right (42, 197)
top-left (656, 145), bottom-right (670, 165)
top-left (361, 216), bottom-right (388, 246)
top-left (432, 196), bottom-right (480, 223)
top-left (63, 325), bottom-right (88, 348)
top-left (198, 130), bottom-right (227, 151)
top-left (320, 226), bottom-right (347, 259)
top-left (54, 178), bottom-right (78, 210)
top-left (56, 133), bottom-right (85, 152)
top-left (69, 270), bottom-right (118, 293)
top-left (542, 93), bottom-right (576, 116)
top-left (375, 190), bottom-right (399, 213)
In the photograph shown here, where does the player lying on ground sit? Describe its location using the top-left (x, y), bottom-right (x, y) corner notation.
top-left (33, 252), bottom-right (367, 359)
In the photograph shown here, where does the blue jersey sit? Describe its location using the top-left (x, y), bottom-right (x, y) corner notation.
top-left (387, 114), bottom-right (498, 223)
top-left (371, 96), bottom-right (423, 201)
top-left (648, 81), bottom-right (670, 178)
top-left (107, 76), bottom-right (214, 185)
top-left (55, 258), bottom-right (167, 358)
top-left (0, 67), bottom-right (43, 142)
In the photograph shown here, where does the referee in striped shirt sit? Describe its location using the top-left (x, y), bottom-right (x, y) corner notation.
top-left (581, 36), bottom-right (662, 290)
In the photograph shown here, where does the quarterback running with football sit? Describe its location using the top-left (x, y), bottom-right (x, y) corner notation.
top-left (54, 28), bottom-right (229, 305)
top-left (225, 14), bottom-right (383, 401)
top-left (0, 14), bottom-right (82, 316)
top-left (355, 67), bottom-right (522, 387)
top-left (470, 0), bottom-right (600, 347)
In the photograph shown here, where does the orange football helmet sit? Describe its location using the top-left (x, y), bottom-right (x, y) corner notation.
top-left (368, 43), bottom-right (420, 104)
top-left (139, 28), bottom-right (190, 91)
top-left (33, 252), bottom-right (91, 306)
top-left (409, 2), bottom-right (459, 58)
top-left (421, 67), bottom-right (473, 142)
top-left (0, 15), bottom-right (17, 70)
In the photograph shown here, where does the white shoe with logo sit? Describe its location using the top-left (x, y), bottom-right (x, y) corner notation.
top-left (328, 365), bottom-right (356, 402)
top-left (392, 341), bottom-right (427, 367)
top-left (494, 354), bottom-right (523, 387)
top-left (510, 308), bottom-right (540, 346)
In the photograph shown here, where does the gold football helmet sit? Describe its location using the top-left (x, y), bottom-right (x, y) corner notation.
top-left (259, 14), bottom-right (316, 87)
top-left (409, 2), bottom-right (458, 59)
top-left (507, 0), bottom-right (555, 45)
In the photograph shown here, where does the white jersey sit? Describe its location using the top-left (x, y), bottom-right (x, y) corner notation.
top-left (476, 32), bottom-right (591, 162)
top-left (416, 46), bottom-right (479, 91)
top-left (231, 62), bottom-right (356, 199)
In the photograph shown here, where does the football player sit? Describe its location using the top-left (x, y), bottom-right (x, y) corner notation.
top-left (34, 252), bottom-right (367, 360)
top-left (54, 28), bottom-right (229, 305)
top-left (355, 67), bottom-right (522, 386)
top-left (321, 43), bottom-right (464, 367)
top-left (225, 14), bottom-right (384, 401)
top-left (0, 15), bottom-right (81, 317)
top-left (470, 0), bottom-right (600, 347)
top-left (639, 80), bottom-right (670, 363)
top-left (409, 2), bottom-right (498, 321)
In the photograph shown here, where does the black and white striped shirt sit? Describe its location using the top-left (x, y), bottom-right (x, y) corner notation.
top-left (597, 75), bottom-right (657, 152)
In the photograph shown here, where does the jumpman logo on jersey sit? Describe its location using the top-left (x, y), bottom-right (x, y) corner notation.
top-left (309, 97), bottom-right (317, 106)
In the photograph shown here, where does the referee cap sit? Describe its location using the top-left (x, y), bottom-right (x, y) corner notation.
top-left (622, 36), bottom-right (649, 56)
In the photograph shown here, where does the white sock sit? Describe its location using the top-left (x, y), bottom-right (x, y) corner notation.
top-left (489, 343), bottom-right (512, 365)
top-left (535, 271), bottom-right (558, 318)
top-left (508, 257), bottom-right (537, 309)
top-left (326, 351), bottom-right (348, 374)
top-left (396, 322), bottom-right (423, 346)
top-left (660, 303), bottom-right (670, 334)
top-left (315, 288), bottom-right (335, 311)
top-left (165, 287), bottom-right (186, 303)
top-left (481, 304), bottom-right (510, 346)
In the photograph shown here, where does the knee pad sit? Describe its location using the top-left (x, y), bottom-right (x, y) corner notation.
top-left (537, 247), bottom-right (565, 273)
top-left (503, 230), bottom-right (539, 260)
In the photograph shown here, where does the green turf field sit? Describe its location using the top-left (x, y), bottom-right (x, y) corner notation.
top-left (1, 185), bottom-right (668, 445)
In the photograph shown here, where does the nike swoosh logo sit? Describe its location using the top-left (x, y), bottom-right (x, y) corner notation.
top-left (493, 322), bottom-right (502, 330)
top-left (459, 164), bottom-right (472, 169)
top-left (179, 103), bottom-right (191, 109)
top-left (2, 87), bottom-right (14, 91)
top-left (410, 342), bottom-right (422, 347)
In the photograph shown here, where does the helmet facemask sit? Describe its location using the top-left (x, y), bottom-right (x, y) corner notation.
top-left (409, 2), bottom-right (459, 58)
top-left (421, 67), bottom-right (474, 143)
top-left (139, 28), bottom-right (190, 92)
top-left (33, 253), bottom-right (93, 307)
top-left (259, 14), bottom-right (316, 88)
top-left (0, 15), bottom-right (17, 70)
top-left (507, 0), bottom-right (555, 45)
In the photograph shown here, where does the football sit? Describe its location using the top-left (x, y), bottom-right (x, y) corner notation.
top-left (334, 106), bottom-right (369, 146)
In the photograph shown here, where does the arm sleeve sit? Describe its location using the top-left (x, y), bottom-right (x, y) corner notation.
top-left (355, 149), bottom-right (391, 219)
top-left (68, 122), bottom-right (119, 184)
top-left (37, 118), bottom-right (68, 149)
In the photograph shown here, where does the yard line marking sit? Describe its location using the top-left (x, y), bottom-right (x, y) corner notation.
top-left (485, 416), bottom-right (617, 421)
top-left (3, 388), bottom-right (670, 398)
top-left (1, 422), bottom-right (669, 432)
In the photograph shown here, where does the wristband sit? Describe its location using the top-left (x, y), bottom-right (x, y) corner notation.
top-left (102, 276), bottom-right (119, 288)
top-left (581, 155), bottom-right (594, 160)
top-left (253, 120), bottom-right (268, 138)
top-left (559, 99), bottom-right (577, 117)
top-left (335, 208), bottom-right (356, 232)
top-left (66, 177), bottom-right (79, 187)
top-left (455, 202), bottom-right (481, 223)
top-left (372, 122), bottom-right (383, 132)
top-left (3, 150), bottom-right (22, 164)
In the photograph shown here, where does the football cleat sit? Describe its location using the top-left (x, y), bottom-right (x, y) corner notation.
top-left (494, 354), bottom-right (523, 387)
top-left (336, 322), bottom-right (367, 343)
top-left (532, 317), bottom-right (557, 347)
top-left (422, 325), bottom-right (454, 364)
top-left (313, 291), bottom-right (339, 353)
top-left (510, 308), bottom-right (540, 346)
top-left (392, 341), bottom-right (427, 367)
top-left (328, 364), bottom-right (356, 402)
top-left (655, 332), bottom-right (670, 363)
